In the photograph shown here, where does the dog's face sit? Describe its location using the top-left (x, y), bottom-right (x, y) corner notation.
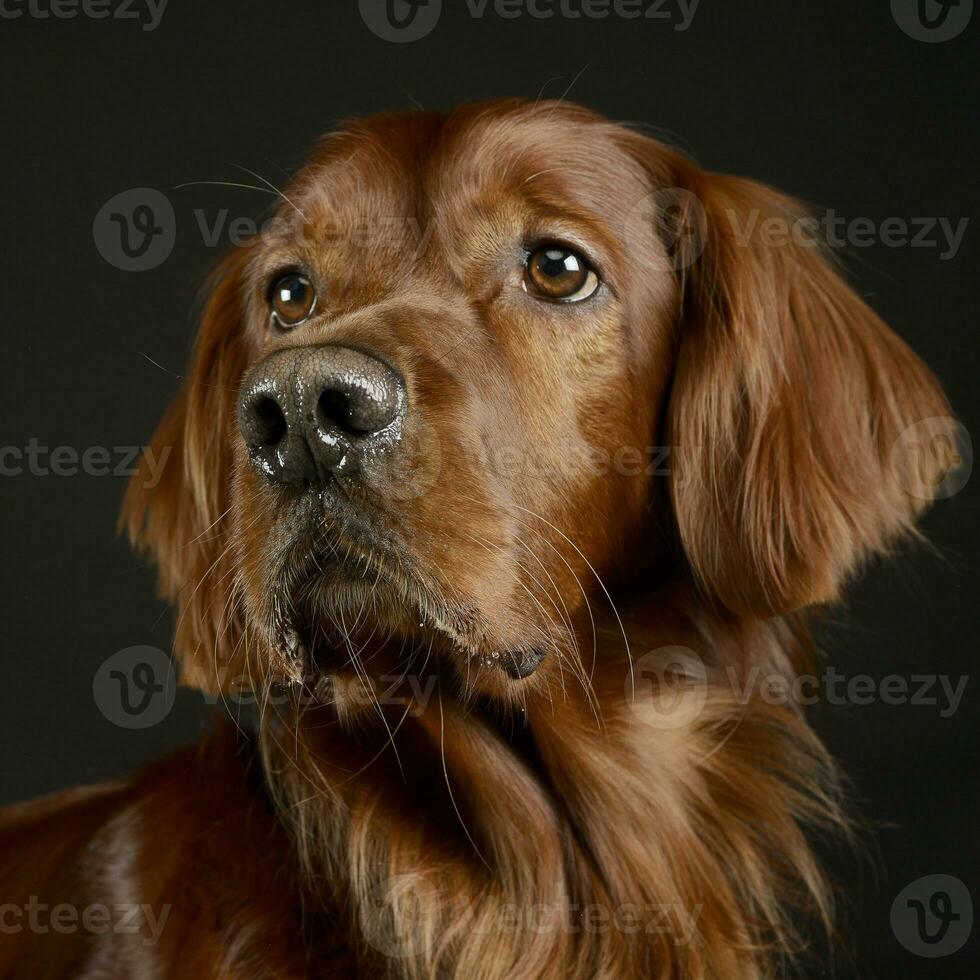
top-left (231, 104), bottom-right (678, 692)
top-left (125, 100), bottom-right (952, 702)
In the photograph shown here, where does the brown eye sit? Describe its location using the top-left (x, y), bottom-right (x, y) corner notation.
top-left (523, 246), bottom-right (599, 303)
top-left (270, 272), bottom-right (316, 326)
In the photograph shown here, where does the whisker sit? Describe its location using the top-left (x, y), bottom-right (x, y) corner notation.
top-left (172, 179), bottom-right (287, 201)
top-left (437, 685), bottom-right (491, 871)
top-left (230, 163), bottom-right (307, 220)
top-left (512, 502), bottom-right (634, 702)
top-left (546, 62), bottom-right (591, 116)
top-left (511, 520), bottom-right (602, 725)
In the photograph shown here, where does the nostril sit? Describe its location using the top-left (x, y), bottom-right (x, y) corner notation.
top-left (252, 396), bottom-right (288, 446)
top-left (318, 388), bottom-right (373, 437)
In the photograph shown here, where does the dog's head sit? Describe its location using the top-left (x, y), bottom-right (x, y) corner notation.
top-left (124, 100), bottom-right (955, 701)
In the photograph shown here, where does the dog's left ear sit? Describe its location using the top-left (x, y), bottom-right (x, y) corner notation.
top-left (121, 247), bottom-right (252, 691)
top-left (635, 147), bottom-right (958, 615)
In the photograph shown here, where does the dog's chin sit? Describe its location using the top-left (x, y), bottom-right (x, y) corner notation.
top-left (264, 549), bottom-right (547, 688)
top-left (250, 490), bottom-right (553, 691)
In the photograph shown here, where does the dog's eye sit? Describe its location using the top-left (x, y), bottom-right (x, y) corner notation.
top-left (269, 272), bottom-right (316, 327)
top-left (523, 246), bottom-right (598, 303)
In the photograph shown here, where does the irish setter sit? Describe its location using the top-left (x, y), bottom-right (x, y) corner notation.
top-left (0, 100), bottom-right (955, 978)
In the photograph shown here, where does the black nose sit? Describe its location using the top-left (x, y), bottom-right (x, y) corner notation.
top-left (237, 345), bottom-right (406, 485)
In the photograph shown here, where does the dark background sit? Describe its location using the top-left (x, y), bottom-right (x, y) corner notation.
top-left (1, 1), bottom-right (977, 976)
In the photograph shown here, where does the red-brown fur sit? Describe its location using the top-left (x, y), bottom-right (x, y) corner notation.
top-left (0, 100), bottom-right (956, 978)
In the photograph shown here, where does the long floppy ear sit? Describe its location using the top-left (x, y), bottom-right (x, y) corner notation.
top-left (121, 247), bottom-right (252, 691)
top-left (661, 167), bottom-right (957, 615)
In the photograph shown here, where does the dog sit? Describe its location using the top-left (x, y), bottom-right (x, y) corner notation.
top-left (0, 99), bottom-right (956, 978)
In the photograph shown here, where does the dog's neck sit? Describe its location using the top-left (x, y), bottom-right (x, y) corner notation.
top-left (255, 590), bottom-right (841, 979)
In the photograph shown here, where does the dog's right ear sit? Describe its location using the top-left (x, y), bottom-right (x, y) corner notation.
top-left (657, 164), bottom-right (958, 616)
top-left (621, 130), bottom-right (959, 616)
top-left (121, 247), bottom-right (252, 691)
